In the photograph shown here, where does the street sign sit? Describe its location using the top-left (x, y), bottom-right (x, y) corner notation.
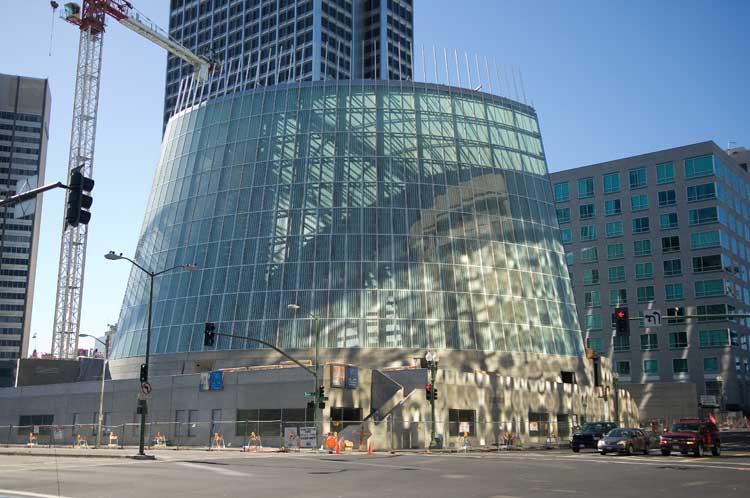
top-left (137, 391), bottom-right (152, 400)
top-left (304, 391), bottom-right (316, 397)
top-left (141, 382), bottom-right (152, 395)
top-left (299, 427), bottom-right (317, 448)
top-left (209, 370), bottom-right (223, 390)
top-left (643, 310), bottom-right (662, 327)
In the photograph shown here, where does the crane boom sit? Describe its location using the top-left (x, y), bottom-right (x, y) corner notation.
top-left (51, 1), bottom-right (212, 359)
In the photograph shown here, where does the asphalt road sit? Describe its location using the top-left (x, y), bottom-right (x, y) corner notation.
top-left (1, 444), bottom-right (749, 498)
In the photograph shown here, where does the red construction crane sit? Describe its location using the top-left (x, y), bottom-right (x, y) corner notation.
top-left (51, 1), bottom-right (213, 358)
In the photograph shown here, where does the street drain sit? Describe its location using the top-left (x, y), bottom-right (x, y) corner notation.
top-left (183, 460), bottom-right (230, 466)
top-left (657, 466), bottom-right (691, 471)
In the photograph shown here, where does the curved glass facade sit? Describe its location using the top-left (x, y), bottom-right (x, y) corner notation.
top-left (110, 81), bottom-right (583, 360)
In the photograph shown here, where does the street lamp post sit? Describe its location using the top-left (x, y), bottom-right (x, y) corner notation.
top-left (104, 251), bottom-right (197, 458)
top-left (287, 303), bottom-right (321, 450)
top-left (80, 332), bottom-right (110, 449)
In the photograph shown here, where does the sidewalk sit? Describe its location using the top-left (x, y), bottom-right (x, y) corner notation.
top-left (0, 445), bottom-right (279, 459)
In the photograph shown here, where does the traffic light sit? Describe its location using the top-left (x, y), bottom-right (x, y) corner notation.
top-left (139, 363), bottom-right (148, 383)
top-left (203, 322), bottom-right (216, 347)
top-left (317, 385), bottom-right (326, 409)
top-left (65, 167), bottom-right (94, 227)
top-left (614, 307), bottom-right (630, 336)
top-left (426, 383), bottom-right (433, 401)
top-left (432, 387), bottom-right (438, 401)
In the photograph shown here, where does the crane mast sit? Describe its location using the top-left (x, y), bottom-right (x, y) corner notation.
top-left (51, 1), bottom-right (211, 358)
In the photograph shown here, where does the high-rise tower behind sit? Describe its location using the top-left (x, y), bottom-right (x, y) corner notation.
top-left (164, 0), bottom-right (414, 128)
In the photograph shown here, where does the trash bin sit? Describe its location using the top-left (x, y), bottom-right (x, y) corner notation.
top-left (434, 434), bottom-right (444, 449)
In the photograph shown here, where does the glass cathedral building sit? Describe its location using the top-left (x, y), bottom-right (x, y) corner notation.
top-left (110, 80), bottom-right (584, 364)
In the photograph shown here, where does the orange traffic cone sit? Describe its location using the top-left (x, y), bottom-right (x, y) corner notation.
top-left (367, 440), bottom-right (374, 455)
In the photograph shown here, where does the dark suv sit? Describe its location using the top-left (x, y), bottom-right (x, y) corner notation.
top-left (571, 422), bottom-right (618, 452)
top-left (659, 419), bottom-right (720, 457)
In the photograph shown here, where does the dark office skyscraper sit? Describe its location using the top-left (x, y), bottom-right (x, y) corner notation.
top-left (164, 0), bottom-right (414, 127)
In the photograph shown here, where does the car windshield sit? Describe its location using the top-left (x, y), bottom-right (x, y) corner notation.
top-left (607, 429), bottom-right (629, 437)
top-left (581, 423), bottom-right (608, 432)
top-left (670, 423), bottom-right (700, 432)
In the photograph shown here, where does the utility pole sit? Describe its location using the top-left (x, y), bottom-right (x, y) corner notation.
top-left (424, 351), bottom-right (439, 450)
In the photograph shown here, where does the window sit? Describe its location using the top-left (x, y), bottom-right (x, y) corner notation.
top-left (580, 225), bottom-right (597, 241)
top-left (667, 307), bottom-right (685, 324)
top-left (632, 217), bottom-right (650, 234)
top-left (643, 359), bottom-right (659, 374)
top-left (694, 279), bottom-right (725, 298)
top-left (560, 228), bottom-right (572, 244)
top-left (17, 415), bottom-right (54, 435)
top-left (615, 360), bottom-right (631, 375)
top-left (689, 207), bottom-right (719, 226)
top-left (565, 252), bottom-right (574, 266)
top-left (690, 230), bottom-right (723, 250)
top-left (585, 314), bottom-right (602, 331)
top-left (633, 239), bottom-right (651, 256)
top-left (665, 283), bottom-right (683, 301)
top-left (697, 304), bottom-right (729, 321)
top-left (603, 172), bottom-right (620, 193)
top-left (656, 161), bottom-right (674, 184)
top-left (556, 207), bottom-right (570, 224)
top-left (587, 336), bottom-right (604, 352)
top-left (699, 329), bottom-right (729, 348)
top-left (637, 286), bottom-right (655, 303)
top-left (584, 290), bottom-right (601, 308)
top-left (605, 221), bottom-right (623, 238)
top-left (554, 182), bottom-right (570, 202)
top-left (669, 331), bottom-right (688, 349)
top-left (448, 409), bottom-right (476, 436)
top-left (581, 247), bottom-right (598, 263)
top-left (607, 243), bottom-right (624, 260)
top-left (608, 266), bottom-right (625, 283)
top-left (663, 259), bottom-right (682, 277)
top-left (578, 177), bottom-right (594, 199)
top-left (604, 199), bottom-right (621, 216)
top-left (672, 358), bottom-right (689, 374)
top-left (631, 194), bottom-right (649, 212)
top-left (635, 262), bottom-right (653, 280)
top-left (579, 204), bottom-right (595, 220)
top-left (685, 154), bottom-right (714, 179)
top-left (660, 212), bottom-right (678, 230)
top-left (693, 254), bottom-right (722, 273)
top-left (661, 235), bottom-right (680, 253)
top-left (560, 371), bottom-right (576, 384)
top-left (613, 335), bottom-right (630, 353)
top-left (629, 167), bottom-right (647, 189)
top-left (583, 268), bottom-right (599, 285)
top-left (658, 189), bottom-right (676, 207)
top-left (609, 288), bottom-right (627, 306)
top-left (703, 357), bottom-right (719, 373)
top-left (641, 334), bottom-right (658, 351)
top-left (687, 182), bottom-right (717, 202)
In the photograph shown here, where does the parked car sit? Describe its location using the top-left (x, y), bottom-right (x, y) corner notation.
top-left (659, 419), bottom-right (721, 457)
top-left (570, 422), bottom-right (618, 452)
top-left (597, 428), bottom-right (649, 455)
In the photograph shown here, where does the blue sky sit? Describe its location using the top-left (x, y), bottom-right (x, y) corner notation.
top-left (1, 0), bottom-right (748, 354)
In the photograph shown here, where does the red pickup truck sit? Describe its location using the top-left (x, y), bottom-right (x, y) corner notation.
top-left (659, 419), bottom-right (720, 457)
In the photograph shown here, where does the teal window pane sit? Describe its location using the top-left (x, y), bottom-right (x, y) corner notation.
top-left (637, 286), bottom-right (655, 303)
top-left (629, 167), bottom-right (647, 189)
top-left (604, 199), bottom-right (621, 216)
top-left (606, 221), bottom-right (623, 238)
top-left (631, 193), bottom-right (649, 212)
top-left (669, 332), bottom-right (688, 349)
top-left (613, 337), bottom-right (630, 354)
top-left (580, 225), bottom-right (597, 241)
top-left (608, 266), bottom-right (625, 283)
top-left (633, 239), bottom-right (651, 257)
top-left (643, 359), bottom-right (659, 374)
top-left (703, 357), bottom-right (719, 373)
top-left (685, 154), bottom-right (715, 179)
top-left (699, 329), bottom-right (729, 348)
top-left (656, 162), bottom-right (674, 184)
top-left (607, 243), bottom-right (624, 260)
top-left (658, 189), bottom-right (676, 207)
top-left (556, 207), bottom-right (570, 224)
top-left (660, 212), bottom-right (678, 230)
top-left (672, 358), bottom-right (688, 374)
top-left (632, 217), bottom-right (650, 234)
top-left (577, 177), bottom-right (594, 199)
top-left (603, 172), bottom-right (620, 194)
top-left (554, 182), bottom-right (569, 202)
top-left (665, 283), bottom-right (684, 301)
top-left (640, 334), bottom-right (658, 351)
top-left (609, 288), bottom-right (627, 306)
top-left (687, 182), bottom-right (717, 202)
top-left (579, 203), bottom-right (595, 220)
top-left (635, 262), bottom-right (653, 280)
top-left (695, 279), bottom-right (726, 298)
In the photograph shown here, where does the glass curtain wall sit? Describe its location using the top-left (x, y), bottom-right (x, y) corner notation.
top-left (110, 81), bottom-right (583, 360)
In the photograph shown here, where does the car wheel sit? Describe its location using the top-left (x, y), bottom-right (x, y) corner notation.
top-left (711, 442), bottom-right (721, 456)
top-left (626, 444), bottom-right (632, 456)
top-left (661, 449), bottom-right (671, 456)
top-left (694, 442), bottom-right (704, 457)
top-left (643, 443), bottom-right (649, 455)
top-left (600, 450), bottom-right (606, 455)
top-left (572, 446), bottom-right (580, 453)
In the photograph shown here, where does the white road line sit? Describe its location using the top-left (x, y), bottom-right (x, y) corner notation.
top-left (0, 488), bottom-right (78, 498)
top-left (174, 461), bottom-right (249, 477)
